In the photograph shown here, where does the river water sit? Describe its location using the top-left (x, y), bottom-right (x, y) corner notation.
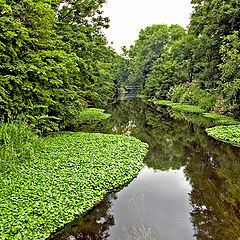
top-left (50, 97), bottom-right (240, 240)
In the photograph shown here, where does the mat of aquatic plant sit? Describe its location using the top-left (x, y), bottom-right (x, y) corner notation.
top-left (77, 108), bottom-right (111, 124)
top-left (206, 125), bottom-right (240, 147)
top-left (0, 132), bottom-right (148, 240)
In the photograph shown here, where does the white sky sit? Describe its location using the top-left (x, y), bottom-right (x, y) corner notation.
top-left (102, 0), bottom-right (193, 53)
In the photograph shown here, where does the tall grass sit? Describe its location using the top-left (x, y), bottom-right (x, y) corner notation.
top-left (0, 119), bottom-right (39, 174)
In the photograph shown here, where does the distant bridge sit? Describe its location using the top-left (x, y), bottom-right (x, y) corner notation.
top-left (125, 85), bottom-right (140, 90)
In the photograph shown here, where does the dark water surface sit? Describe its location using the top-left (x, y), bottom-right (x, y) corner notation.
top-left (50, 98), bottom-right (240, 240)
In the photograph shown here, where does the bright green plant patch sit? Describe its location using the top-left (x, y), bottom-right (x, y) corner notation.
top-left (218, 119), bottom-right (240, 125)
top-left (150, 100), bottom-right (205, 113)
top-left (171, 104), bottom-right (206, 113)
top-left (138, 94), bottom-right (149, 99)
top-left (203, 112), bottom-right (226, 120)
top-left (0, 133), bottom-right (148, 240)
top-left (150, 99), bottom-right (177, 106)
top-left (203, 113), bottom-right (240, 125)
top-left (77, 108), bottom-right (111, 125)
top-left (206, 125), bottom-right (240, 147)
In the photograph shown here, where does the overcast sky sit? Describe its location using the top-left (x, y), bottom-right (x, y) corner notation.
top-left (102, 0), bottom-right (193, 53)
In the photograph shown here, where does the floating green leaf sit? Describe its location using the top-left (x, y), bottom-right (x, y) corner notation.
top-left (0, 132), bottom-right (148, 240)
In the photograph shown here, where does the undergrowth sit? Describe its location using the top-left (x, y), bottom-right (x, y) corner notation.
top-left (0, 120), bottom-right (41, 174)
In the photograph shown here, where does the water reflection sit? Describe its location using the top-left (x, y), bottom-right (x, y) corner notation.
top-left (50, 99), bottom-right (240, 240)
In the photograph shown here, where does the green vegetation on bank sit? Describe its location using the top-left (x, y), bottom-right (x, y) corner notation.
top-left (77, 108), bottom-right (111, 125)
top-left (203, 113), bottom-right (240, 125)
top-left (0, 120), bottom-right (40, 173)
top-left (150, 99), bottom-right (206, 113)
top-left (206, 125), bottom-right (240, 147)
top-left (150, 100), bottom-right (177, 106)
top-left (171, 104), bottom-right (205, 113)
top-left (0, 132), bottom-right (148, 240)
top-left (0, 0), bottom-right (119, 132)
top-left (150, 99), bottom-right (240, 147)
top-left (115, 1), bottom-right (240, 117)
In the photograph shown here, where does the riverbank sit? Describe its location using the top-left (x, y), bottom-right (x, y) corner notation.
top-left (149, 99), bottom-right (240, 147)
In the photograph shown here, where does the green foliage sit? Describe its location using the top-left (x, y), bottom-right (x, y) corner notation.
top-left (77, 108), bottom-right (111, 125)
top-left (127, 24), bottom-right (186, 90)
top-left (0, 132), bottom-right (148, 239)
top-left (168, 84), bottom-right (217, 111)
top-left (111, 54), bottom-right (130, 87)
top-left (0, 119), bottom-right (40, 173)
top-left (150, 99), bottom-right (177, 107)
top-left (0, 0), bottom-right (115, 129)
top-left (151, 99), bottom-right (205, 113)
top-left (171, 104), bottom-right (206, 113)
top-left (167, 84), bottom-right (186, 103)
top-left (206, 125), bottom-right (240, 147)
top-left (189, 0), bottom-right (240, 89)
top-left (218, 32), bottom-right (240, 115)
top-left (125, 0), bottom-right (240, 116)
top-left (203, 113), bottom-right (240, 125)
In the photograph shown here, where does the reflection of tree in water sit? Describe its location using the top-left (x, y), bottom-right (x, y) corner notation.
top-left (49, 194), bottom-right (117, 240)
top-left (51, 99), bottom-right (240, 239)
top-left (185, 143), bottom-right (240, 240)
top-left (146, 103), bottom-right (240, 239)
top-left (102, 99), bottom-right (240, 239)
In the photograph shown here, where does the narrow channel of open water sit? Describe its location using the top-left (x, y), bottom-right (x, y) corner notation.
top-left (49, 96), bottom-right (240, 240)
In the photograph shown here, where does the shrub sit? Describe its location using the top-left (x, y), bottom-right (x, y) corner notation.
top-left (167, 84), bottom-right (186, 102)
top-left (167, 84), bottom-right (217, 111)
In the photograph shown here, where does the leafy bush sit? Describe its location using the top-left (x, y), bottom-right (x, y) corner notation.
top-left (206, 125), bottom-right (240, 147)
top-left (0, 132), bottom-right (148, 240)
top-left (167, 84), bottom-right (186, 103)
top-left (168, 84), bottom-right (217, 111)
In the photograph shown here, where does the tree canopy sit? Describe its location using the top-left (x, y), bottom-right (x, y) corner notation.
top-left (0, 0), bottom-right (117, 131)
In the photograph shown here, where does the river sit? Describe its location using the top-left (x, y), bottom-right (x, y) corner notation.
top-left (49, 97), bottom-right (240, 240)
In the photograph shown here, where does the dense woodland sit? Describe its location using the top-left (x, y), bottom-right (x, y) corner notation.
top-left (116, 0), bottom-right (240, 117)
top-left (0, 0), bottom-right (117, 132)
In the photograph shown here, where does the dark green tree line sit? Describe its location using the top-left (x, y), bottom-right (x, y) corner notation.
top-left (0, 0), bottom-right (117, 131)
top-left (116, 0), bottom-right (240, 116)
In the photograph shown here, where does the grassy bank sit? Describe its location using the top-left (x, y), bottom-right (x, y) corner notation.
top-left (0, 129), bottom-right (148, 240)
